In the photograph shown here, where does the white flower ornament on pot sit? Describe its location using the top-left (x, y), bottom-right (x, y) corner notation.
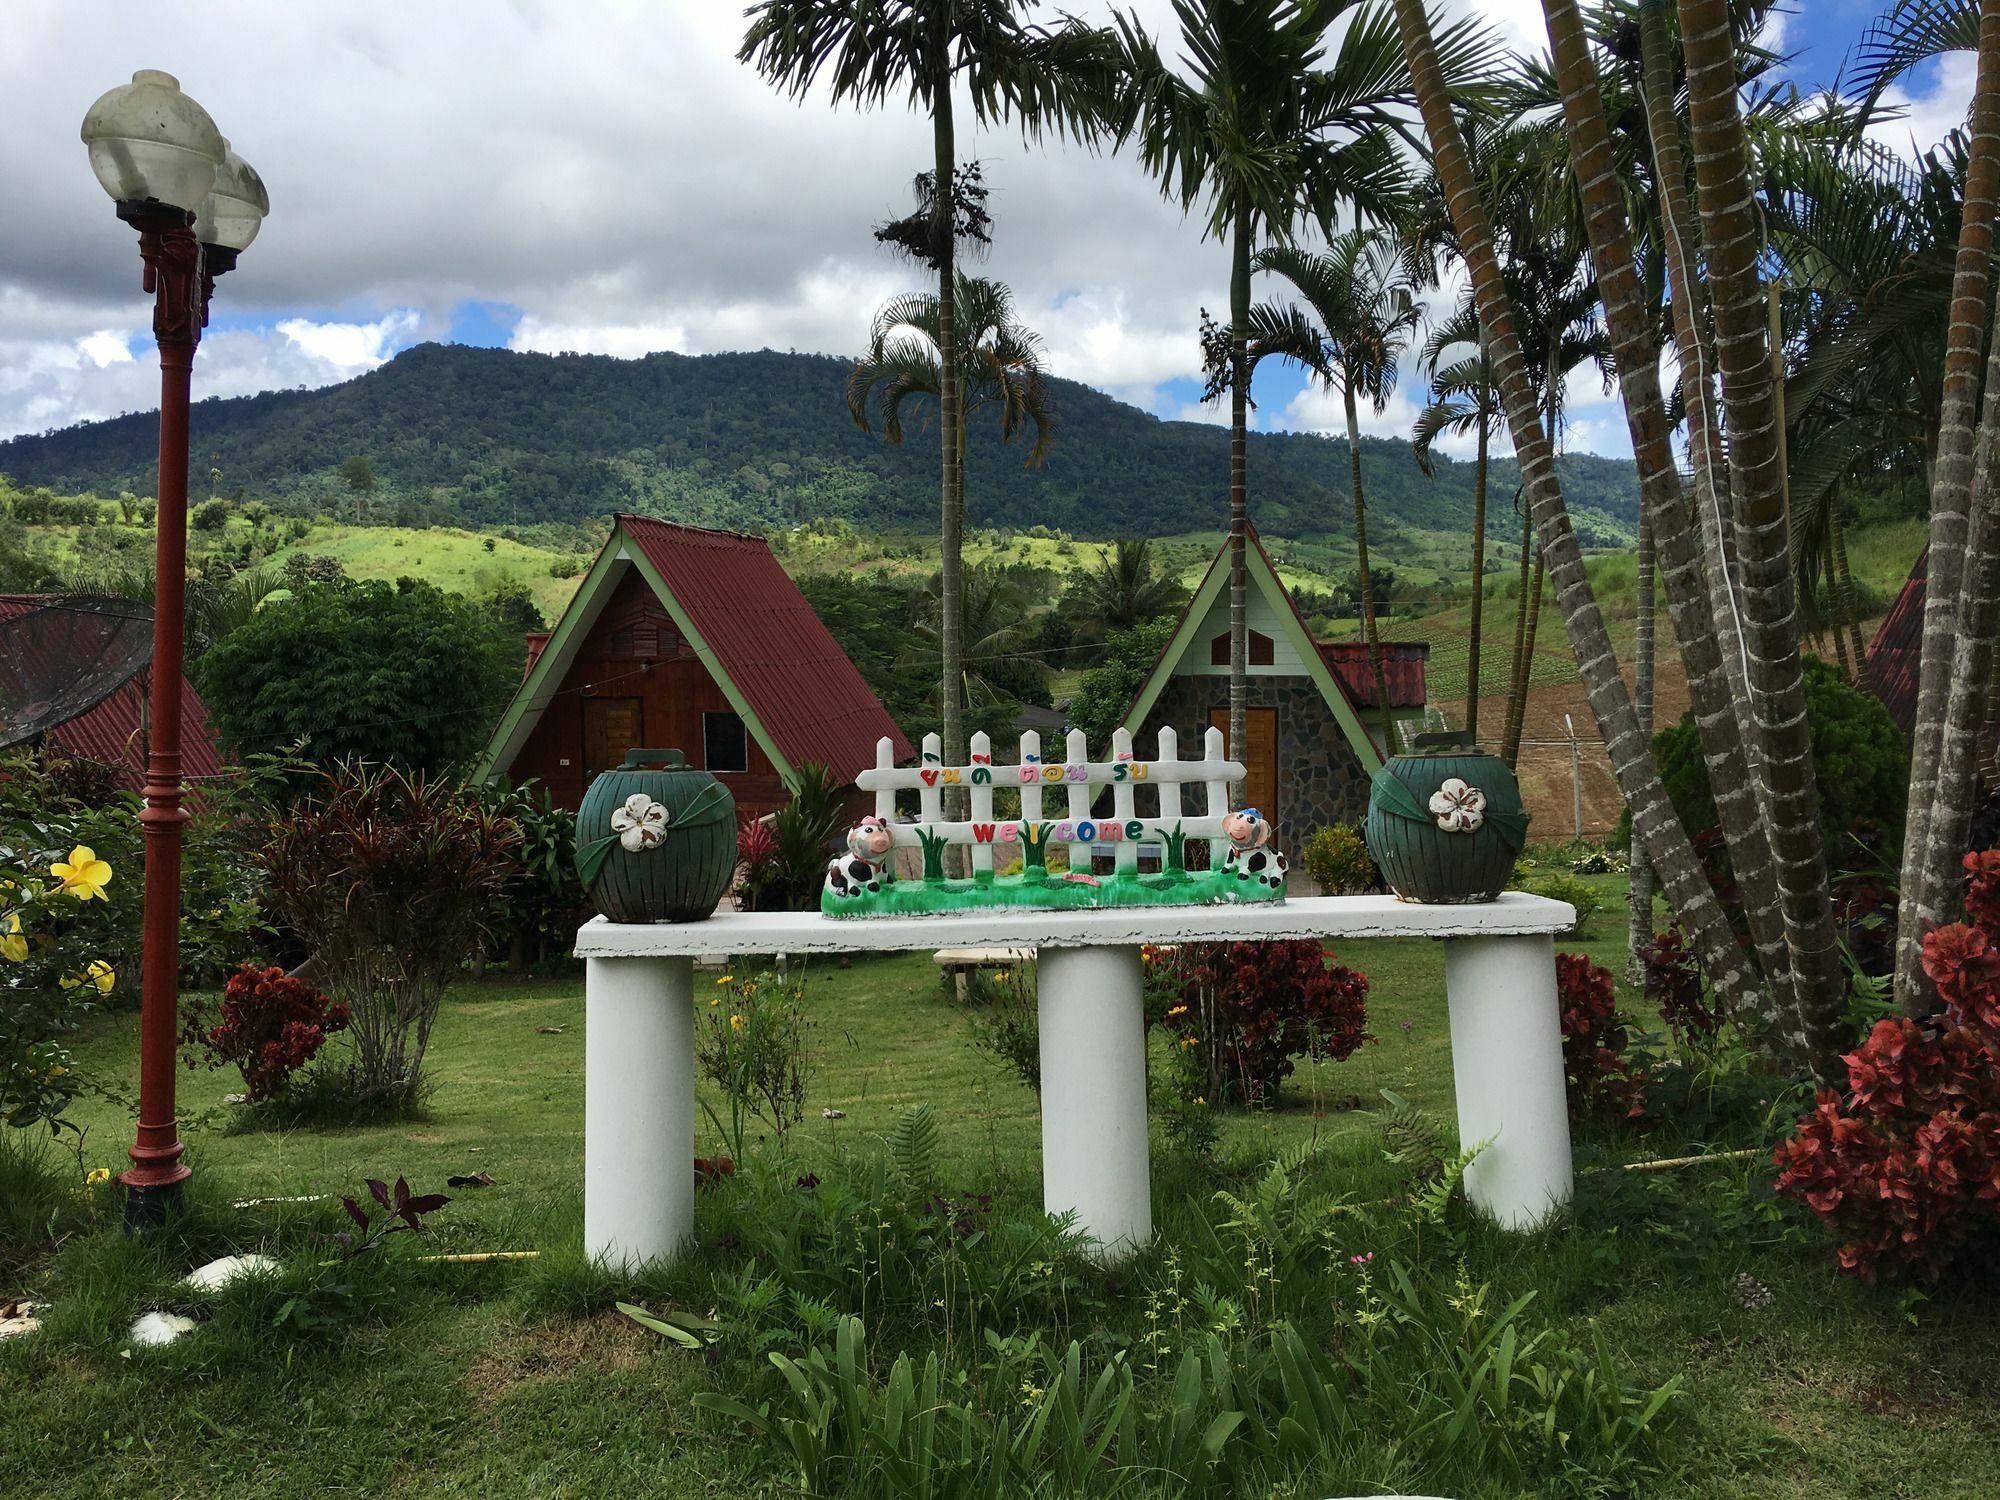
top-left (610, 792), bottom-right (670, 852)
top-left (1428, 777), bottom-right (1487, 834)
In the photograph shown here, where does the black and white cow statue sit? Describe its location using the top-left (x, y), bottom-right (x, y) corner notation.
top-left (1219, 807), bottom-right (1287, 892)
top-left (825, 815), bottom-right (894, 901)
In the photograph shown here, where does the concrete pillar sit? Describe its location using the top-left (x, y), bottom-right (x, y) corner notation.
top-left (1036, 944), bottom-right (1151, 1257)
top-left (584, 955), bottom-right (694, 1268)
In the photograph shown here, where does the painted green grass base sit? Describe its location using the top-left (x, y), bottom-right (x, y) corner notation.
top-left (821, 867), bottom-right (1285, 917)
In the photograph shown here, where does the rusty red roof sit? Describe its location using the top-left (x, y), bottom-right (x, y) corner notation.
top-left (0, 596), bottom-right (223, 788)
top-left (1319, 640), bottom-right (1431, 709)
top-left (1866, 546), bottom-right (1925, 737)
top-left (617, 515), bottom-right (913, 782)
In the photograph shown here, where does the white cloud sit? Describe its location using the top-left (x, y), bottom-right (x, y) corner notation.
top-left (1866, 51), bottom-right (1978, 159)
top-left (76, 330), bottom-right (131, 367)
top-left (276, 309), bottom-right (421, 370)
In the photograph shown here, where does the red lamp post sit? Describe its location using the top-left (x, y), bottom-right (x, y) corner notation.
top-left (81, 72), bottom-right (267, 1229)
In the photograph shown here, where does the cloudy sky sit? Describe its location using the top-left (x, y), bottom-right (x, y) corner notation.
top-left (0, 1), bottom-right (1975, 460)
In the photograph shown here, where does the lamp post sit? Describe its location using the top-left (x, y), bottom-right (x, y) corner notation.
top-left (80, 71), bottom-right (267, 1229)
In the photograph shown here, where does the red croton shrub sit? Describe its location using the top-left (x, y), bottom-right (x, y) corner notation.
top-left (1558, 952), bottom-right (1644, 1120)
top-left (1150, 940), bottom-right (1371, 1107)
top-left (1643, 926), bottom-right (1723, 1051)
top-left (180, 962), bottom-right (350, 1102)
top-left (1774, 850), bottom-right (2000, 1281)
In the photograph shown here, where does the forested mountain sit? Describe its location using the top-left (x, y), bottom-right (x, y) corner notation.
top-left (0, 343), bottom-right (1638, 546)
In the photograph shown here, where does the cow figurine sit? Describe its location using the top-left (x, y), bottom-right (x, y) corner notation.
top-left (1220, 807), bottom-right (1288, 892)
top-left (826, 815), bottom-right (894, 900)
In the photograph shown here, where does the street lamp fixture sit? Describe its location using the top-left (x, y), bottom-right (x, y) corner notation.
top-left (80, 70), bottom-right (267, 1229)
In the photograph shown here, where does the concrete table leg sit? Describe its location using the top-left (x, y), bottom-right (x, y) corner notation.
top-left (584, 954), bottom-right (694, 1269)
top-left (1036, 944), bottom-right (1151, 1257)
top-left (1443, 933), bottom-right (1573, 1229)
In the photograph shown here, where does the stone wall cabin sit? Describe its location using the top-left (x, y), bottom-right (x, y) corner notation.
top-left (1120, 527), bottom-right (1427, 840)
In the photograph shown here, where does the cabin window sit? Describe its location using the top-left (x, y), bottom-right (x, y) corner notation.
top-left (704, 711), bottom-right (749, 773)
top-left (1209, 629), bottom-right (1275, 667)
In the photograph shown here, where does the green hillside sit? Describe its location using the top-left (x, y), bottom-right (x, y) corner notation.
top-left (0, 343), bottom-right (1640, 557)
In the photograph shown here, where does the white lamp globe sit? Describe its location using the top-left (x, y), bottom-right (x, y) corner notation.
top-left (80, 70), bottom-right (224, 215)
top-left (195, 141), bottom-right (269, 252)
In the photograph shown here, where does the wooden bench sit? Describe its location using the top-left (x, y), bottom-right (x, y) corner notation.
top-left (933, 946), bottom-right (1035, 1002)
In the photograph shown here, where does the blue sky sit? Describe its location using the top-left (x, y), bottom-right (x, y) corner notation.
top-left (1, 2), bottom-right (1975, 460)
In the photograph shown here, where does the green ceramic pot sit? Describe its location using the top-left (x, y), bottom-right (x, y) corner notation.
top-left (1364, 731), bottom-right (1529, 903)
top-left (575, 749), bottom-right (737, 923)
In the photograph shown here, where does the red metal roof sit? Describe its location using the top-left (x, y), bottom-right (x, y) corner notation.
top-left (616, 516), bottom-right (913, 782)
top-left (522, 631), bottom-right (551, 678)
top-left (0, 596), bottom-right (224, 788)
top-left (1319, 641), bottom-right (1431, 709)
top-left (1866, 546), bottom-right (1925, 737)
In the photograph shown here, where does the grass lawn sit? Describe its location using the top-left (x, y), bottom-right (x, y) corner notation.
top-left (4, 900), bottom-right (1998, 1498)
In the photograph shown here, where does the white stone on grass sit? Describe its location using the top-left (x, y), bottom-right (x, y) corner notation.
top-left (184, 1253), bottom-right (281, 1292)
top-left (128, 1311), bottom-right (197, 1346)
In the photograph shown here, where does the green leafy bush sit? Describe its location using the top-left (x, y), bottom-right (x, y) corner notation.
top-left (962, 961), bottom-right (1041, 1094)
top-left (1649, 656), bottom-right (1907, 844)
top-left (1300, 823), bottom-right (1376, 895)
top-left (1067, 615), bottom-right (1178, 752)
top-left (696, 970), bottom-right (814, 1161)
top-left (1522, 871), bottom-right (1602, 940)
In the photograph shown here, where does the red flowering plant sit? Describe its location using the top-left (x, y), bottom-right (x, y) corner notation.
top-left (1643, 926), bottom-right (1723, 1053)
top-left (1558, 952), bottom-right (1644, 1120)
top-left (1774, 850), bottom-right (2000, 1280)
top-left (1151, 940), bottom-right (1372, 1107)
top-left (180, 962), bottom-right (351, 1103)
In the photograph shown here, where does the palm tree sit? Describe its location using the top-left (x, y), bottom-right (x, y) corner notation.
top-left (1070, 538), bottom-right (1184, 636)
top-left (848, 271), bottom-right (1056, 555)
top-left (740, 1), bottom-right (1117, 776)
top-left (1110, 0), bottom-right (1483, 780)
top-left (904, 564), bottom-right (1046, 719)
top-left (1253, 228), bottom-right (1420, 733)
top-left (1390, 0), bottom-right (1773, 1036)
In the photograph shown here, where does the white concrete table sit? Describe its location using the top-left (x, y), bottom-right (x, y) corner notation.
top-left (574, 893), bottom-right (1575, 1269)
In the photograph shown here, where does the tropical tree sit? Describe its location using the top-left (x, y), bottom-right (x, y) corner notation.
top-left (902, 564), bottom-right (1049, 730)
top-left (1253, 228), bottom-right (1420, 729)
top-left (740, 0), bottom-right (1118, 777)
top-left (1069, 537), bottom-right (1185, 637)
top-left (1110, 0), bottom-right (1484, 779)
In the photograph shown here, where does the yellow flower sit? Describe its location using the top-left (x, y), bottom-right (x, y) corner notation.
top-left (86, 1167), bottom-right (111, 1186)
top-left (715, 974), bottom-right (733, 985)
top-left (0, 914), bottom-right (25, 964)
top-left (1181, 1037), bottom-right (1198, 1049)
top-left (729, 1014), bottom-right (744, 1032)
top-left (710, 997), bottom-right (721, 1007)
top-left (1167, 1004), bottom-right (1188, 1017)
top-left (51, 846), bottom-right (112, 901)
top-left (60, 960), bottom-right (116, 995)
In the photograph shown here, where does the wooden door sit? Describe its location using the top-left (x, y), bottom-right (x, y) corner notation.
top-left (1209, 706), bottom-right (1278, 817)
top-left (584, 697), bottom-right (643, 782)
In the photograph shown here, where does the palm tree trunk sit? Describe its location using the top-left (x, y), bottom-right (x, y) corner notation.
top-left (1629, 504), bottom-right (1656, 984)
top-left (934, 54), bottom-right (964, 780)
top-left (1897, 0), bottom-right (2000, 1008)
top-left (1504, 545), bottom-right (1544, 769)
top-left (1503, 506), bottom-right (1532, 767)
top-left (1547, 0), bottom-right (1804, 1047)
top-left (1676, 0), bottom-right (1845, 1062)
top-left (1465, 394), bottom-right (1489, 739)
top-left (1394, 0), bottom-right (1768, 1023)
top-left (1346, 377), bottom-right (1395, 750)
top-left (1228, 205), bottom-right (1251, 793)
top-left (1834, 510), bottom-right (1870, 694)
top-left (1640, 0), bottom-right (1746, 709)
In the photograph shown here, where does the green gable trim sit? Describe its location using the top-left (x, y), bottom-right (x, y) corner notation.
top-left (475, 520), bottom-right (797, 786)
top-left (1118, 539), bottom-right (1384, 775)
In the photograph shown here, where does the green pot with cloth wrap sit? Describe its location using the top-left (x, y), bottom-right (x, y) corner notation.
top-left (575, 749), bottom-right (737, 922)
top-left (1364, 731), bottom-right (1529, 903)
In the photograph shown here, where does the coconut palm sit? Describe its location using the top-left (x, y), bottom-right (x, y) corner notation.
top-left (1252, 228), bottom-right (1421, 734)
top-left (740, 1), bottom-right (1118, 776)
top-left (1110, 0), bottom-right (1489, 779)
top-left (1070, 538), bottom-right (1184, 637)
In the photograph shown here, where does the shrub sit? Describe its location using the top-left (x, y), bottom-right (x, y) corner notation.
top-left (263, 762), bottom-right (517, 1108)
top-left (179, 963), bottom-right (350, 1102)
top-left (764, 762), bottom-right (848, 911)
top-left (696, 970), bottom-right (814, 1161)
top-left (1643, 926), bottom-right (1723, 1051)
top-left (963, 961), bottom-right (1041, 1094)
top-left (1150, 940), bottom-right (1371, 1107)
top-left (1651, 656), bottom-right (1907, 844)
top-left (734, 815), bottom-right (783, 912)
top-left (1300, 823), bottom-right (1376, 895)
top-left (0, 838), bottom-right (123, 1131)
top-left (472, 781), bottom-right (587, 971)
top-left (191, 498), bottom-right (231, 531)
top-left (1774, 849), bottom-right (2000, 1280)
top-left (1523, 871), bottom-right (1602, 940)
top-left (1558, 952), bottom-right (1643, 1120)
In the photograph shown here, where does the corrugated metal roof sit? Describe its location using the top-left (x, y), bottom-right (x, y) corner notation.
top-left (1318, 640), bottom-right (1431, 708)
top-left (1866, 547), bottom-right (1925, 738)
top-left (618, 516), bottom-right (914, 782)
top-left (0, 596), bottom-right (224, 787)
